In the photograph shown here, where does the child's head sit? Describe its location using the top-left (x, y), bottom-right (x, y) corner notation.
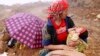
top-left (48, 0), bottom-right (69, 19)
top-left (68, 27), bottom-right (87, 35)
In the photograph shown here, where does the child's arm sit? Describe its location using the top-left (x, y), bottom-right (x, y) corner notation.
top-left (44, 45), bottom-right (74, 50)
top-left (44, 45), bottom-right (66, 50)
top-left (68, 27), bottom-right (75, 32)
top-left (46, 50), bottom-right (86, 56)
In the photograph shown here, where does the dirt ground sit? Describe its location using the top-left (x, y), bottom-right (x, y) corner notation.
top-left (6, 7), bottom-right (100, 56)
top-left (0, 2), bottom-right (100, 56)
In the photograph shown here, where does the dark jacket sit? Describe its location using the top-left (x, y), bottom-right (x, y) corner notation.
top-left (42, 16), bottom-right (75, 45)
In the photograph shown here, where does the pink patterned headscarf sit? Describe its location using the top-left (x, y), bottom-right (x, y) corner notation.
top-left (48, 0), bottom-right (69, 18)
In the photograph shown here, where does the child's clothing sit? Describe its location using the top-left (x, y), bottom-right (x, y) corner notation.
top-left (66, 28), bottom-right (88, 52)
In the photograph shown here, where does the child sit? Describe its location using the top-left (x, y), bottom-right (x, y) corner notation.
top-left (40, 0), bottom-right (88, 56)
top-left (67, 27), bottom-right (88, 51)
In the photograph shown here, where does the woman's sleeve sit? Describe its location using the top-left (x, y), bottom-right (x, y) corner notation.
top-left (42, 23), bottom-right (52, 46)
top-left (67, 17), bottom-right (75, 28)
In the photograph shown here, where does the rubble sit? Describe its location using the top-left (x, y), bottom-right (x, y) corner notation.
top-left (96, 14), bottom-right (100, 19)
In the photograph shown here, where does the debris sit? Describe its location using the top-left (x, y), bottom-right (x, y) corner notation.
top-left (0, 52), bottom-right (8, 56)
top-left (94, 18), bottom-right (99, 21)
top-left (96, 14), bottom-right (100, 19)
top-left (0, 33), bottom-right (4, 41)
top-left (91, 13), bottom-right (96, 15)
top-left (0, 41), bottom-right (7, 54)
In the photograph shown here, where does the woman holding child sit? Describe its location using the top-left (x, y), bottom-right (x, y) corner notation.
top-left (40, 0), bottom-right (88, 56)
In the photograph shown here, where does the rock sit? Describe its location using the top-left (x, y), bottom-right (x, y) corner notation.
top-left (96, 14), bottom-right (100, 19)
top-left (91, 13), bottom-right (96, 15)
top-left (0, 29), bottom-right (10, 42)
top-left (0, 33), bottom-right (4, 41)
top-left (2, 32), bottom-right (10, 42)
top-left (0, 41), bottom-right (7, 54)
top-left (7, 53), bottom-right (16, 56)
top-left (94, 18), bottom-right (99, 21)
top-left (0, 52), bottom-right (8, 56)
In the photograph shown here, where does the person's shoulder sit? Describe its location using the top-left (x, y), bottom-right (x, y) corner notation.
top-left (65, 16), bottom-right (75, 28)
top-left (64, 16), bottom-right (72, 22)
top-left (47, 19), bottom-right (53, 26)
top-left (65, 16), bottom-right (71, 20)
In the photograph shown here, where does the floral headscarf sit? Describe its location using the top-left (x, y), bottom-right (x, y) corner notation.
top-left (48, 0), bottom-right (69, 18)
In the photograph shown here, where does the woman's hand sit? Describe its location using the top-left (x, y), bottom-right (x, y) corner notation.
top-left (68, 28), bottom-right (75, 32)
top-left (68, 27), bottom-right (87, 35)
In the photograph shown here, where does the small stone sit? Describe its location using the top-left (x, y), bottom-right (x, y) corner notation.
top-left (0, 41), bottom-right (7, 54)
top-left (94, 18), bottom-right (99, 21)
top-left (91, 13), bottom-right (96, 15)
top-left (96, 14), bottom-right (100, 19)
top-left (0, 52), bottom-right (8, 56)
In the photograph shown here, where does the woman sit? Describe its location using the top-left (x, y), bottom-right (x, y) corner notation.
top-left (45, 27), bottom-right (88, 56)
top-left (40, 0), bottom-right (88, 56)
